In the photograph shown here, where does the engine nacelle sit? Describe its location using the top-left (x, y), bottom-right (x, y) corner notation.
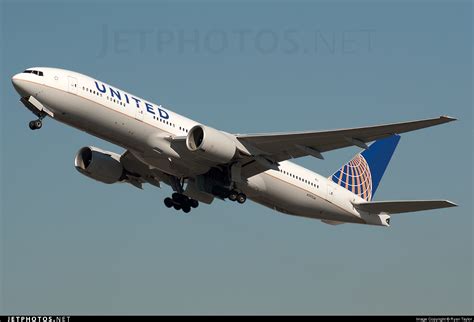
top-left (74, 146), bottom-right (124, 184)
top-left (186, 125), bottom-right (237, 164)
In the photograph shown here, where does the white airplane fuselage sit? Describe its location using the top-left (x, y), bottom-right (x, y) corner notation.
top-left (11, 67), bottom-right (390, 226)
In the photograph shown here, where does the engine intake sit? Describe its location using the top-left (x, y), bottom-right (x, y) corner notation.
top-left (74, 146), bottom-right (124, 184)
top-left (186, 125), bottom-right (237, 164)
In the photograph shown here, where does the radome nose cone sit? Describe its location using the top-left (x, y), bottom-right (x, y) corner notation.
top-left (12, 73), bottom-right (27, 96)
top-left (11, 73), bottom-right (20, 85)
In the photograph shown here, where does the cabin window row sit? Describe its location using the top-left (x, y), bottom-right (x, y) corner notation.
top-left (153, 115), bottom-right (175, 127)
top-left (83, 86), bottom-right (133, 109)
top-left (151, 116), bottom-right (191, 134)
top-left (82, 86), bottom-right (103, 98)
top-left (278, 169), bottom-right (319, 188)
top-left (81, 85), bottom-right (190, 134)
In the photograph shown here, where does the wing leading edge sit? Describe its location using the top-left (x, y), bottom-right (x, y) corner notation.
top-left (237, 116), bottom-right (456, 178)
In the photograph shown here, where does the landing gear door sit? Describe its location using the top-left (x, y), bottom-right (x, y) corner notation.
top-left (68, 76), bottom-right (78, 94)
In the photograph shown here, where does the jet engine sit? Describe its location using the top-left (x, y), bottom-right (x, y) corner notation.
top-left (186, 125), bottom-right (237, 164)
top-left (74, 146), bottom-right (124, 184)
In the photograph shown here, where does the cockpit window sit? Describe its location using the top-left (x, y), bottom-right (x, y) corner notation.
top-left (23, 70), bottom-right (44, 76)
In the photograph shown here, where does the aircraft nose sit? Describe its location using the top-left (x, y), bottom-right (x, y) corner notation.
top-left (11, 73), bottom-right (21, 85)
top-left (12, 73), bottom-right (29, 97)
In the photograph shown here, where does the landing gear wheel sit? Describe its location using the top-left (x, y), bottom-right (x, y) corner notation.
top-left (169, 190), bottom-right (195, 213)
top-left (228, 190), bottom-right (238, 202)
top-left (182, 205), bottom-right (191, 213)
top-left (237, 193), bottom-right (247, 204)
top-left (189, 199), bottom-right (199, 208)
top-left (164, 197), bottom-right (173, 208)
top-left (29, 120), bottom-right (42, 130)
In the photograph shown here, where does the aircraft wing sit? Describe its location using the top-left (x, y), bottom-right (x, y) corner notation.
top-left (120, 150), bottom-right (166, 188)
top-left (120, 150), bottom-right (215, 204)
top-left (353, 200), bottom-right (457, 214)
top-left (236, 116), bottom-right (456, 177)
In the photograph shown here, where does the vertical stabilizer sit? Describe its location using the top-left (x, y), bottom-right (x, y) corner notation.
top-left (330, 135), bottom-right (400, 201)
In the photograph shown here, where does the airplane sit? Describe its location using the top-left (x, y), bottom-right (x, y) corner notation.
top-left (11, 67), bottom-right (457, 227)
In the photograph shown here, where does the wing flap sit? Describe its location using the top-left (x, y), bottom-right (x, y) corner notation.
top-left (353, 200), bottom-right (457, 214)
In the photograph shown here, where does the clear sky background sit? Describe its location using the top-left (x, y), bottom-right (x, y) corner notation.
top-left (1, 0), bottom-right (472, 315)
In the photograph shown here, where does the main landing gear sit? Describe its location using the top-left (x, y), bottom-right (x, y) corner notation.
top-left (164, 193), bottom-right (199, 213)
top-left (227, 190), bottom-right (247, 204)
top-left (29, 119), bottom-right (43, 130)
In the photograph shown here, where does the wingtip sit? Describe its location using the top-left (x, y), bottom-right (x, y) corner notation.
top-left (440, 115), bottom-right (457, 122)
top-left (444, 200), bottom-right (458, 207)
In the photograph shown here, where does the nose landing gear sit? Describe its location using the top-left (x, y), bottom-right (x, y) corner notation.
top-left (29, 119), bottom-right (43, 130)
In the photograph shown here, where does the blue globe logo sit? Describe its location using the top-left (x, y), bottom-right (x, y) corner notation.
top-left (331, 154), bottom-right (373, 201)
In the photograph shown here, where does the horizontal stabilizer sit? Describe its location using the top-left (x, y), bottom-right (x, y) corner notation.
top-left (353, 200), bottom-right (457, 214)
